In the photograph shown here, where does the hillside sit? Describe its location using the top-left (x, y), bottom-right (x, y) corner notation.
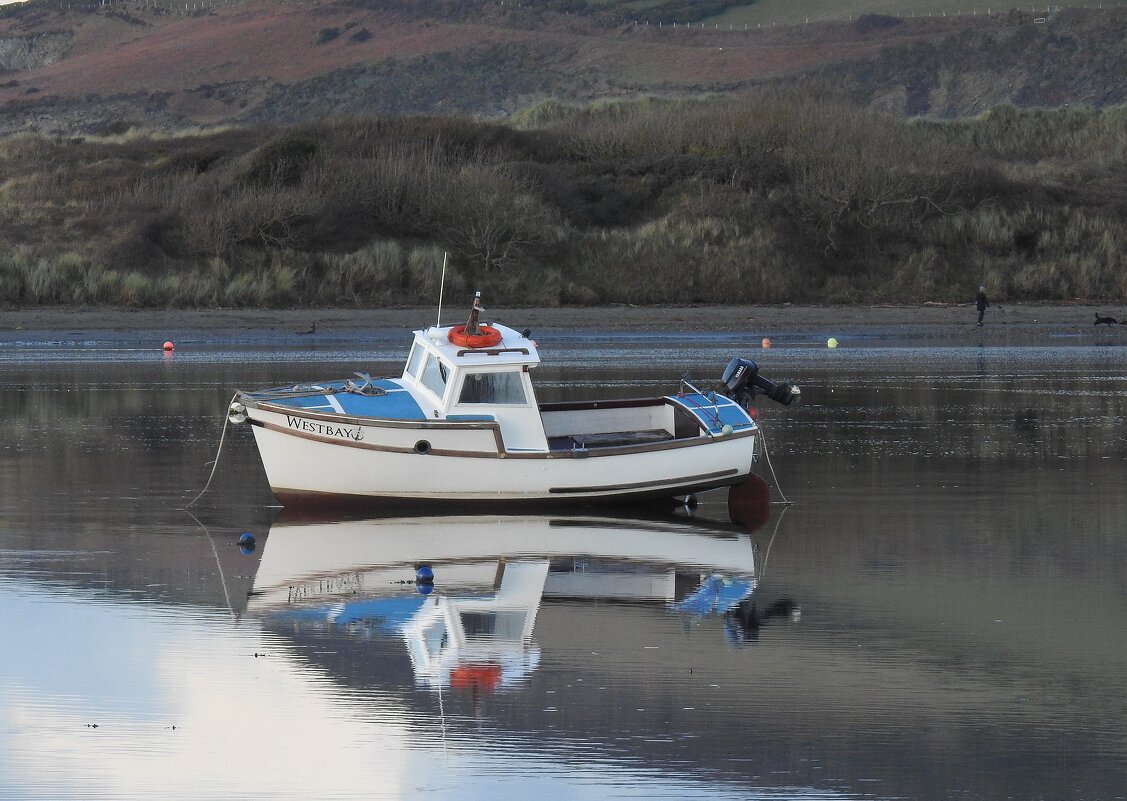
top-left (0, 0), bottom-right (1124, 133)
top-left (1, 1), bottom-right (1125, 308)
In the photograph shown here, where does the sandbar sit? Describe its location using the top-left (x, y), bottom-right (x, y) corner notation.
top-left (2, 303), bottom-right (1126, 345)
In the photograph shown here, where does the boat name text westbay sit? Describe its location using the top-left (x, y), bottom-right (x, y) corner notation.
top-left (285, 415), bottom-right (365, 441)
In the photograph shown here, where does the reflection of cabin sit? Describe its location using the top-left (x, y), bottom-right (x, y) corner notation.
top-left (397, 557), bottom-right (758, 690)
top-left (544, 558), bottom-right (730, 603)
top-left (401, 562), bottom-right (548, 690)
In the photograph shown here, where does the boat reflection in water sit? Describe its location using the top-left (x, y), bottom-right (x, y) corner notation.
top-left (247, 477), bottom-right (794, 694)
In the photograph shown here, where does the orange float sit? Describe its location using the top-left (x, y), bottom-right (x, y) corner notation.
top-left (448, 324), bottom-right (503, 349)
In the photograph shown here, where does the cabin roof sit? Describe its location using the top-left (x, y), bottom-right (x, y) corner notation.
top-left (414, 322), bottom-right (540, 369)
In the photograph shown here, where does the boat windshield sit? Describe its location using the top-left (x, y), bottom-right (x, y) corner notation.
top-left (420, 354), bottom-right (448, 400)
top-left (405, 342), bottom-right (425, 378)
top-left (457, 371), bottom-right (527, 405)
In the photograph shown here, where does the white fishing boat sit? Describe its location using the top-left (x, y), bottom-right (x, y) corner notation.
top-left (230, 293), bottom-right (799, 506)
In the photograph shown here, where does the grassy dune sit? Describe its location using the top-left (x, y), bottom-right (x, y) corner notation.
top-left (0, 93), bottom-right (1124, 308)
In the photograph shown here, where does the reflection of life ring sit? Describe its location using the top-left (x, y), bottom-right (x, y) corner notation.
top-left (450, 663), bottom-right (503, 691)
top-left (448, 324), bottom-right (502, 349)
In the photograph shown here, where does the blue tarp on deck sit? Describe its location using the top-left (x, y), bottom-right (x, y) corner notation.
top-left (668, 393), bottom-right (755, 433)
top-left (249, 378), bottom-right (427, 420)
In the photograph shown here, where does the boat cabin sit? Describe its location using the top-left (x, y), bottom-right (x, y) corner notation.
top-left (399, 320), bottom-right (755, 457)
top-left (401, 322), bottom-right (549, 451)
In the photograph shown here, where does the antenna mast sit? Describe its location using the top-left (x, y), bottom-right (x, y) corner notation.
top-left (435, 251), bottom-right (449, 328)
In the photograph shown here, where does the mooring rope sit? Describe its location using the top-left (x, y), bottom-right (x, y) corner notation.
top-left (185, 509), bottom-right (236, 619)
top-left (757, 503), bottom-right (790, 578)
top-left (758, 424), bottom-right (791, 506)
top-left (184, 392), bottom-right (238, 510)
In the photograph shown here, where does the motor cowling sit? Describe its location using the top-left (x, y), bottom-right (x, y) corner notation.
top-left (721, 357), bottom-right (801, 408)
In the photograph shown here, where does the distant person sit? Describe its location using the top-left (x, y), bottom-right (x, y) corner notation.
top-left (975, 286), bottom-right (989, 326)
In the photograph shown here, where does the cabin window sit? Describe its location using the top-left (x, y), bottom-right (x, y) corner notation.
top-left (460, 610), bottom-right (526, 639)
top-left (420, 355), bottom-right (449, 400)
top-left (405, 343), bottom-right (425, 378)
top-left (421, 620), bottom-right (448, 659)
top-left (457, 371), bottom-right (527, 405)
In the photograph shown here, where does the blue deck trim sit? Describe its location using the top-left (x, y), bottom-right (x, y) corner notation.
top-left (668, 393), bottom-right (755, 433)
top-left (252, 378), bottom-right (427, 421)
top-left (266, 596), bottom-right (428, 633)
top-left (671, 576), bottom-right (755, 615)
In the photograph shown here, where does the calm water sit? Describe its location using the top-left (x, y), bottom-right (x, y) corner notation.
top-left (1, 326), bottom-right (1126, 801)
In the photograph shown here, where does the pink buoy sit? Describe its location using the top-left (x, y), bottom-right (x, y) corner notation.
top-left (761, 337), bottom-right (771, 348)
top-left (163, 341), bottom-right (174, 351)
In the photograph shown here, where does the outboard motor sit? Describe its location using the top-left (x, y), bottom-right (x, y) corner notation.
top-left (721, 357), bottom-right (801, 408)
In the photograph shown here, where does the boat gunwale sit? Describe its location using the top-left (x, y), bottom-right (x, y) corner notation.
top-left (248, 398), bottom-right (501, 430)
top-left (249, 394), bottom-right (710, 421)
top-left (250, 394), bottom-right (756, 432)
top-left (249, 413), bottom-right (756, 459)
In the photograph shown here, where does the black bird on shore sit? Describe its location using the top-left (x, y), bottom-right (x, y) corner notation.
top-left (1094, 313), bottom-right (1119, 326)
top-left (296, 321), bottom-right (317, 335)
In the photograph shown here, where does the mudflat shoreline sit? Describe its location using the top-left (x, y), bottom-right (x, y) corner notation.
top-left (2, 303), bottom-right (1126, 344)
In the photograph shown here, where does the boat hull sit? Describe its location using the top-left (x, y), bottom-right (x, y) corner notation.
top-left (246, 404), bottom-right (757, 504)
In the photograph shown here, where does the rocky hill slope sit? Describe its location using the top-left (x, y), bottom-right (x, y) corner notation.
top-left (0, 0), bottom-right (1123, 134)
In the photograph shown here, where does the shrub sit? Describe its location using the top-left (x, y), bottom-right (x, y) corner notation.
top-left (240, 133), bottom-right (319, 188)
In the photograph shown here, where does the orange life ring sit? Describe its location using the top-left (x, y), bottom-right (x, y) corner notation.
top-left (448, 324), bottom-right (503, 349)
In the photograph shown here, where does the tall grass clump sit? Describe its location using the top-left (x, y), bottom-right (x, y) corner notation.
top-left (321, 241), bottom-right (403, 305)
top-left (569, 212), bottom-right (806, 305)
top-left (939, 104), bottom-right (1127, 166)
top-left (405, 245), bottom-right (459, 305)
top-left (25, 253), bottom-right (92, 304)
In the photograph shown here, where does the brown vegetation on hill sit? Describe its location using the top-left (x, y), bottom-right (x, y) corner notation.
top-left (1, 94), bottom-right (1124, 308)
